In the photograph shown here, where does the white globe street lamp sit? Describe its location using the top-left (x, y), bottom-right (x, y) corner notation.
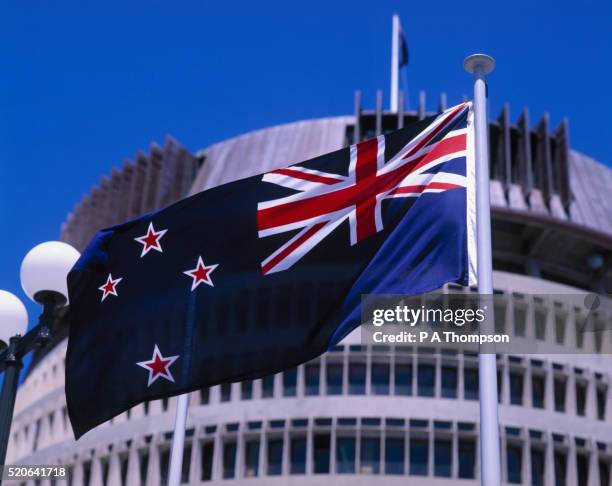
top-left (20, 241), bottom-right (81, 305)
top-left (0, 241), bottom-right (80, 466)
top-left (0, 291), bottom-right (28, 349)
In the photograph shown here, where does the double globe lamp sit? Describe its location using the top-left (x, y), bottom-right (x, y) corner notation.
top-left (0, 241), bottom-right (80, 466)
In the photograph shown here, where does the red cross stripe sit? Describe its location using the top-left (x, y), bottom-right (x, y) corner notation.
top-left (257, 102), bottom-right (470, 275)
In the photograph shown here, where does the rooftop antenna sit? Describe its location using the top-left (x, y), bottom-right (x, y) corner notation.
top-left (390, 14), bottom-right (400, 113)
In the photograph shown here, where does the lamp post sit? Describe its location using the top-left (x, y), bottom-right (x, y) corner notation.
top-left (0, 241), bottom-right (80, 467)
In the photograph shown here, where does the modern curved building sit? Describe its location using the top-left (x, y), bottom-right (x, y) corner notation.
top-left (6, 90), bottom-right (612, 486)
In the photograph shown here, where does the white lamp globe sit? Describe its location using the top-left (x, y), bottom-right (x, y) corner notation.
top-left (0, 290), bottom-right (28, 347)
top-left (20, 241), bottom-right (81, 304)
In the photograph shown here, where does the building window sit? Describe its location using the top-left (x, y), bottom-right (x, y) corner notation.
top-left (290, 436), bottom-right (307, 474)
top-left (554, 450), bottom-right (567, 486)
top-left (577, 453), bottom-right (589, 486)
top-left (410, 437), bottom-right (428, 476)
top-left (599, 461), bottom-right (610, 486)
top-left (244, 439), bottom-right (260, 477)
top-left (385, 436), bottom-right (404, 475)
top-left (313, 434), bottom-right (331, 473)
top-left (554, 377), bottom-right (566, 412)
top-left (434, 438), bottom-right (452, 477)
top-left (532, 374), bottom-right (545, 408)
top-left (555, 313), bottom-right (566, 344)
top-left (262, 375), bottom-right (275, 398)
top-left (464, 367), bottom-right (479, 400)
top-left (597, 386), bottom-right (607, 420)
top-left (336, 436), bottom-right (356, 473)
top-left (360, 435), bottom-right (381, 474)
top-left (506, 444), bottom-right (522, 484)
top-left (534, 307), bottom-right (547, 340)
top-left (509, 371), bottom-right (524, 405)
top-left (576, 381), bottom-right (587, 416)
top-left (241, 380), bottom-right (253, 400)
top-left (220, 383), bottom-right (232, 402)
top-left (395, 362), bottom-right (412, 395)
top-left (83, 460), bottom-right (91, 486)
top-left (514, 305), bottom-right (526, 337)
top-left (348, 360), bottom-right (366, 395)
top-left (139, 450), bottom-right (149, 486)
top-left (494, 302), bottom-right (506, 333)
top-left (120, 453), bottom-right (128, 486)
top-left (417, 363), bottom-right (435, 397)
top-left (326, 362), bottom-right (343, 395)
top-left (531, 448), bottom-right (545, 486)
top-left (371, 361), bottom-right (390, 395)
top-left (267, 438), bottom-right (283, 475)
top-left (575, 315), bottom-right (585, 348)
top-left (201, 442), bottom-right (214, 481)
top-left (441, 365), bottom-right (457, 399)
top-left (283, 368), bottom-right (297, 397)
top-left (180, 443), bottom-right (191, 483)
top-left (458, 438), bottom-right (476, 479)
top-left (305, 363), bottom-right (320, 396)
top-left (159, 450), bottom-right (169, 486)
top-left (223, 441), bottom-right (237, 479)
top-left (101, 457), bottom-right (110, 486)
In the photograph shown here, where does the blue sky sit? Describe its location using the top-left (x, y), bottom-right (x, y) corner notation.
top-left (0, 0), bottom-right (610, 330)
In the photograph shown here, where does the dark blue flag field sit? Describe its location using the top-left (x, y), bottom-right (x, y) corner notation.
top-left (66, 102), bottom-right (476, 438)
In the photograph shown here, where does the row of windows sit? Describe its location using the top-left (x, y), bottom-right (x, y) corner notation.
top-left (506, 442), bottom-right (610, 486)
top-left (55, 419), bottom-right (612, 486)
top-left (65, 422), bottom-right (479, 485)
top-left (194, 351), bottom-right (609, 420)
top-left (491, 297), bottom-right (610, 353)
top-left (12, 352), bottom-right (610, 463)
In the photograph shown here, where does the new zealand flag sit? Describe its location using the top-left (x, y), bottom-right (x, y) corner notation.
top-left (66, 102), bottom-right (476, 438)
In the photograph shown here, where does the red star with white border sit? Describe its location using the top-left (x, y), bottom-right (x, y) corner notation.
top-left (134, 222), bottom-right (167, 257)
top-left (183, 256), bottom-right (219, 291)
top-left (136, 344), bottom-right (179, 387)
top-left (98, 274), bottom-right (123, 302)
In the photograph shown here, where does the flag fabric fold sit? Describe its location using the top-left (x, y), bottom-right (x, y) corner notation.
top-left (65, 102), bottom-right (476, 438)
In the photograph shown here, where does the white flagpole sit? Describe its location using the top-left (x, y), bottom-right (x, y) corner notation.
top-left (167, 393), bottom-right (190, 486)
top-left (463, 53), bottom-right (501, 486)
top-left (390, 14), bottom-right (400, 113)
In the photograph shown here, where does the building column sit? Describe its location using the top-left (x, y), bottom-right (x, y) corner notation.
top-left (107, 449), bottom-right (122, 486)
top-left (458, 354), bottom-right (465, 400)
top-left (545, 361), bottom-right (555, 412)
top-left (545, 434), bottom-right (556, 486)
top-left (146, 442), bottom-right (160, 486)
top-left (567, 440), bottom-right (578, 486)
top-left (588, 446), bottom-right (600, 486)
top-left (435, 354), bottom-right (442, 398)
top-left (282, 424), bottom-right (290, 475)
top-left (523, 438), bottom-right (531, 486)
top-left (71, 461), bottom-right (84, 486)
top-left (212, 429), bottom-right (222, 481)
top-left (567, 369), bottom-right (578, 416)
top-left (452, 427), bottom-right (459, 479)
top-left (586, 372), bottom-right (598, 420)
top-left (503, 358), bottom-right (511, 405)
top-left (306, 424), bottom-right (314, 475)
top-left (126, 443), bottom-right (141, 486)
top-left (89, 454), bottom-right (104, 486)
top-left (500, 431), bottom-right (507, 483)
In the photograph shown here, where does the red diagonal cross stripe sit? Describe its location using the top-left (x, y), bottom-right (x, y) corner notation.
top-left (257, 102), bottom-right (470, 275)
top-left (258, 132), bottom-right (466, 236)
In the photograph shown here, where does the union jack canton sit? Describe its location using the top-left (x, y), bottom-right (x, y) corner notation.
top-left (258, 102), bottom-right (476, 281)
